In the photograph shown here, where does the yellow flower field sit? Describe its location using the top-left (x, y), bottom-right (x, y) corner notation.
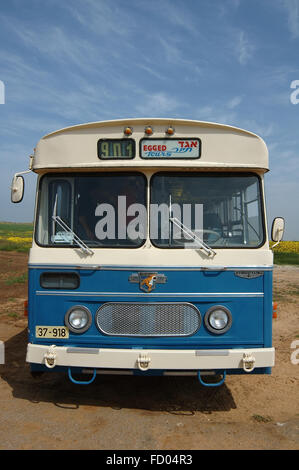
top-left (5, 236), bottom-right (32, 243)
top-left (270, 241), bottom-right (299, 253)
top-left (0, 222), bottom-right (33, 252)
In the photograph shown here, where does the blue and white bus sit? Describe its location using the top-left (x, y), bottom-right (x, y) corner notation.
top-left (11, 118), bottom-right (284, 386)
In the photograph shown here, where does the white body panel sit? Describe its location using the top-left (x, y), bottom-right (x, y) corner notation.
top-left (33, 118), bottom-right (268, 171)
top-left (28, 245), bottom-right (273, 268)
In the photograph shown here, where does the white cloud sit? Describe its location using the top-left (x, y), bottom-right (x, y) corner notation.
top-left (137, 64), bottom-right (167, 81)
top-left (157, 36), bottom-right (182, 65)
top-left (157, 0), bottom-right (198, 36)
top-left (195, 104), bottom-right (238, 126)
top-left (227, 96), bottom-right (243, 109)
top-left (282, 0), bottom-right (299, 38)
top-left (241, 119), bottom-right (275, 138)
top-left (5, 21), bottom-right (104, 72)
top-left (135, 92), bottom-right (181, 116)
top-left (64, 0), bottom-right (133, 38)
top-left (235, 31), bottom-right (255, 65)
top-left (231, 0), bottom-right (241, 6)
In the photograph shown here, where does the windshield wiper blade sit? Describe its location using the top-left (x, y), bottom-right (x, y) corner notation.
top-left (52, 215), bottom-right (94, 256)
top-left (169, 217), bottom-right (216, 257)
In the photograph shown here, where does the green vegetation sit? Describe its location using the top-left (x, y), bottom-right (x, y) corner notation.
top-left (273, 252), bottom-right (299, 266)
top-left (0, 222), bottom-right (33, 252)
top-left (0, 221), bottom-right (33, 235)
top-left (5, 272), bottom-right (28, 285)
top-left (7, 312), bottom-right (18, 319)
top-left (252, 414), bottom-right (272, 423)
top-left (271, 240), bottom-right (299, 265)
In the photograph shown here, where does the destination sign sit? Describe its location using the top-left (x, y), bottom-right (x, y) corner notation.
top-left (141, 138), bottom-right (201, 159)
top-left (98, 139), bottom-right (135, 159)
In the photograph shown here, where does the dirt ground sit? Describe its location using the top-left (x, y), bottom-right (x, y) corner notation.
top-left (0, 251), bottom-right (298, 450)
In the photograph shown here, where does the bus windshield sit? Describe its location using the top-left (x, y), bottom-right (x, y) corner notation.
top-left (35, 171), bottom-right (265, 249)
top-left (151, 172), bottom-right (265, 248)
top-left (36, 172), bottom-right (147, 248)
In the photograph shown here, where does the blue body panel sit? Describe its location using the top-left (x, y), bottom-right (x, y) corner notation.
top-left (28, 266), bottom-right (273, 376)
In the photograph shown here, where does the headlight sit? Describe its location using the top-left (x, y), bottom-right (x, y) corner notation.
top-left (65, 306), bottom-right (92, 333)
top-left (204, 306), bottom-right (232, 334)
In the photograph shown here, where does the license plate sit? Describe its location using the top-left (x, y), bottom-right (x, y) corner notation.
top-left (35, 326), bottom-right (69, 339)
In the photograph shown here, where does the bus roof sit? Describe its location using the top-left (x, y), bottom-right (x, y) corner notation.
top-left (33, 118), bottom-right (269, 171)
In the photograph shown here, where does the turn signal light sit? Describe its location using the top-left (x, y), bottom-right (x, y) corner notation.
top-left (24, 300), bottom-right (28, 317)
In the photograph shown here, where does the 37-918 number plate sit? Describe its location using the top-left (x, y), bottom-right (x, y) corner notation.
top-left (35, 326), bottom-right (69, 339)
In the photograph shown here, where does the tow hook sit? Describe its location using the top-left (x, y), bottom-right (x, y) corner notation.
top-left (242, 353), bottom-right (256, 372)
top-left (198, 370), bottom-right (226, 387)
top-left (44, 345), bottom-right (57, 369)
top-left (137, 353), bottom-right (151, 371)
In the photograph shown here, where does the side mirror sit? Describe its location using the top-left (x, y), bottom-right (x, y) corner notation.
top-left (11, 175), bottom-right (24, 203)
top-left (271, 217), bottom-right (285, 243)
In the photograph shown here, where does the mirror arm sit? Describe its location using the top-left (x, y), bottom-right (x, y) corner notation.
top-left (272, 233), bottom-right (283, 249)
top-left (13, 169), bottom-right (32, 179)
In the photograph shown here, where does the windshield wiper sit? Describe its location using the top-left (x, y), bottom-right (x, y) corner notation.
top-left (169, 217), bottom-right (216, 257)
top-left (52, 215), bottom-right (94, 256)
top-left (168, 194), bottom-right (215, 257)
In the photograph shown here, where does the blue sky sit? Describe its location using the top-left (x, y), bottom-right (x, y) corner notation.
top-left (0, 0), bottom-right (299, 240)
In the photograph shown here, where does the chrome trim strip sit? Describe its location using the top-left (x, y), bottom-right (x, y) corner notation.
top-left (36, 290), bottom-right (264, 298)
top-left (66, 348), bottom-right (99, 354)
top-left (29, 264), bottom-right (273, 271)
top-left (196, 350), bottom-right (229, 356)
top-left (83, 369), bottom-right (134, 375)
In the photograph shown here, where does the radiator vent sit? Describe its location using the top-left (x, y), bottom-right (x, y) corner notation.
top-left (95, 302), bottom-right (201, 337)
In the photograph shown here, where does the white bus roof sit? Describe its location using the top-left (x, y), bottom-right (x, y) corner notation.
top-left (32, 118), bottom-right (269, 171)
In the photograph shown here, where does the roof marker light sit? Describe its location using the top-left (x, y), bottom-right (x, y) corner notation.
top-left (166, 126), bottom-right (175, 136)
top-left (144, 126), bottom-right (153, 136)
top-left (124, 126), bottom-right (133, 136)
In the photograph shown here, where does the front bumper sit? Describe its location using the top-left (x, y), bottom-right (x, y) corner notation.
top-left (26, 343), bottom-right (275, 373)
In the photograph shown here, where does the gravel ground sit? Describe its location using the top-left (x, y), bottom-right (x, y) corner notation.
top-left (0, 252), bottom-right (298, 450)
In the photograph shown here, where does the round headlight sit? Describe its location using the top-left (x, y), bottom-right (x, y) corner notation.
top-left (65, 306), bottom-right (92, 333)
top-left (204, 306), bottom-right (232, 334)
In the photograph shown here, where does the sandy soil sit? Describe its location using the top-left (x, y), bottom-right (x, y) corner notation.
top-left (0, 251), bottom-right (298, 450)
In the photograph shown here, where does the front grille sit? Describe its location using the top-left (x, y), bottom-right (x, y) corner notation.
top-left (95, 302), bottom-right (201, 337)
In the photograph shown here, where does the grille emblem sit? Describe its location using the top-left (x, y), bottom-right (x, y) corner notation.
top-left (129, 272), bottom-right (167, 292)
top-left (234, 271), bottom-right (264, 279)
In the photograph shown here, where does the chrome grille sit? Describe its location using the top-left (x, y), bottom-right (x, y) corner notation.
top-left (95, 302), bottom-right (201, 337)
